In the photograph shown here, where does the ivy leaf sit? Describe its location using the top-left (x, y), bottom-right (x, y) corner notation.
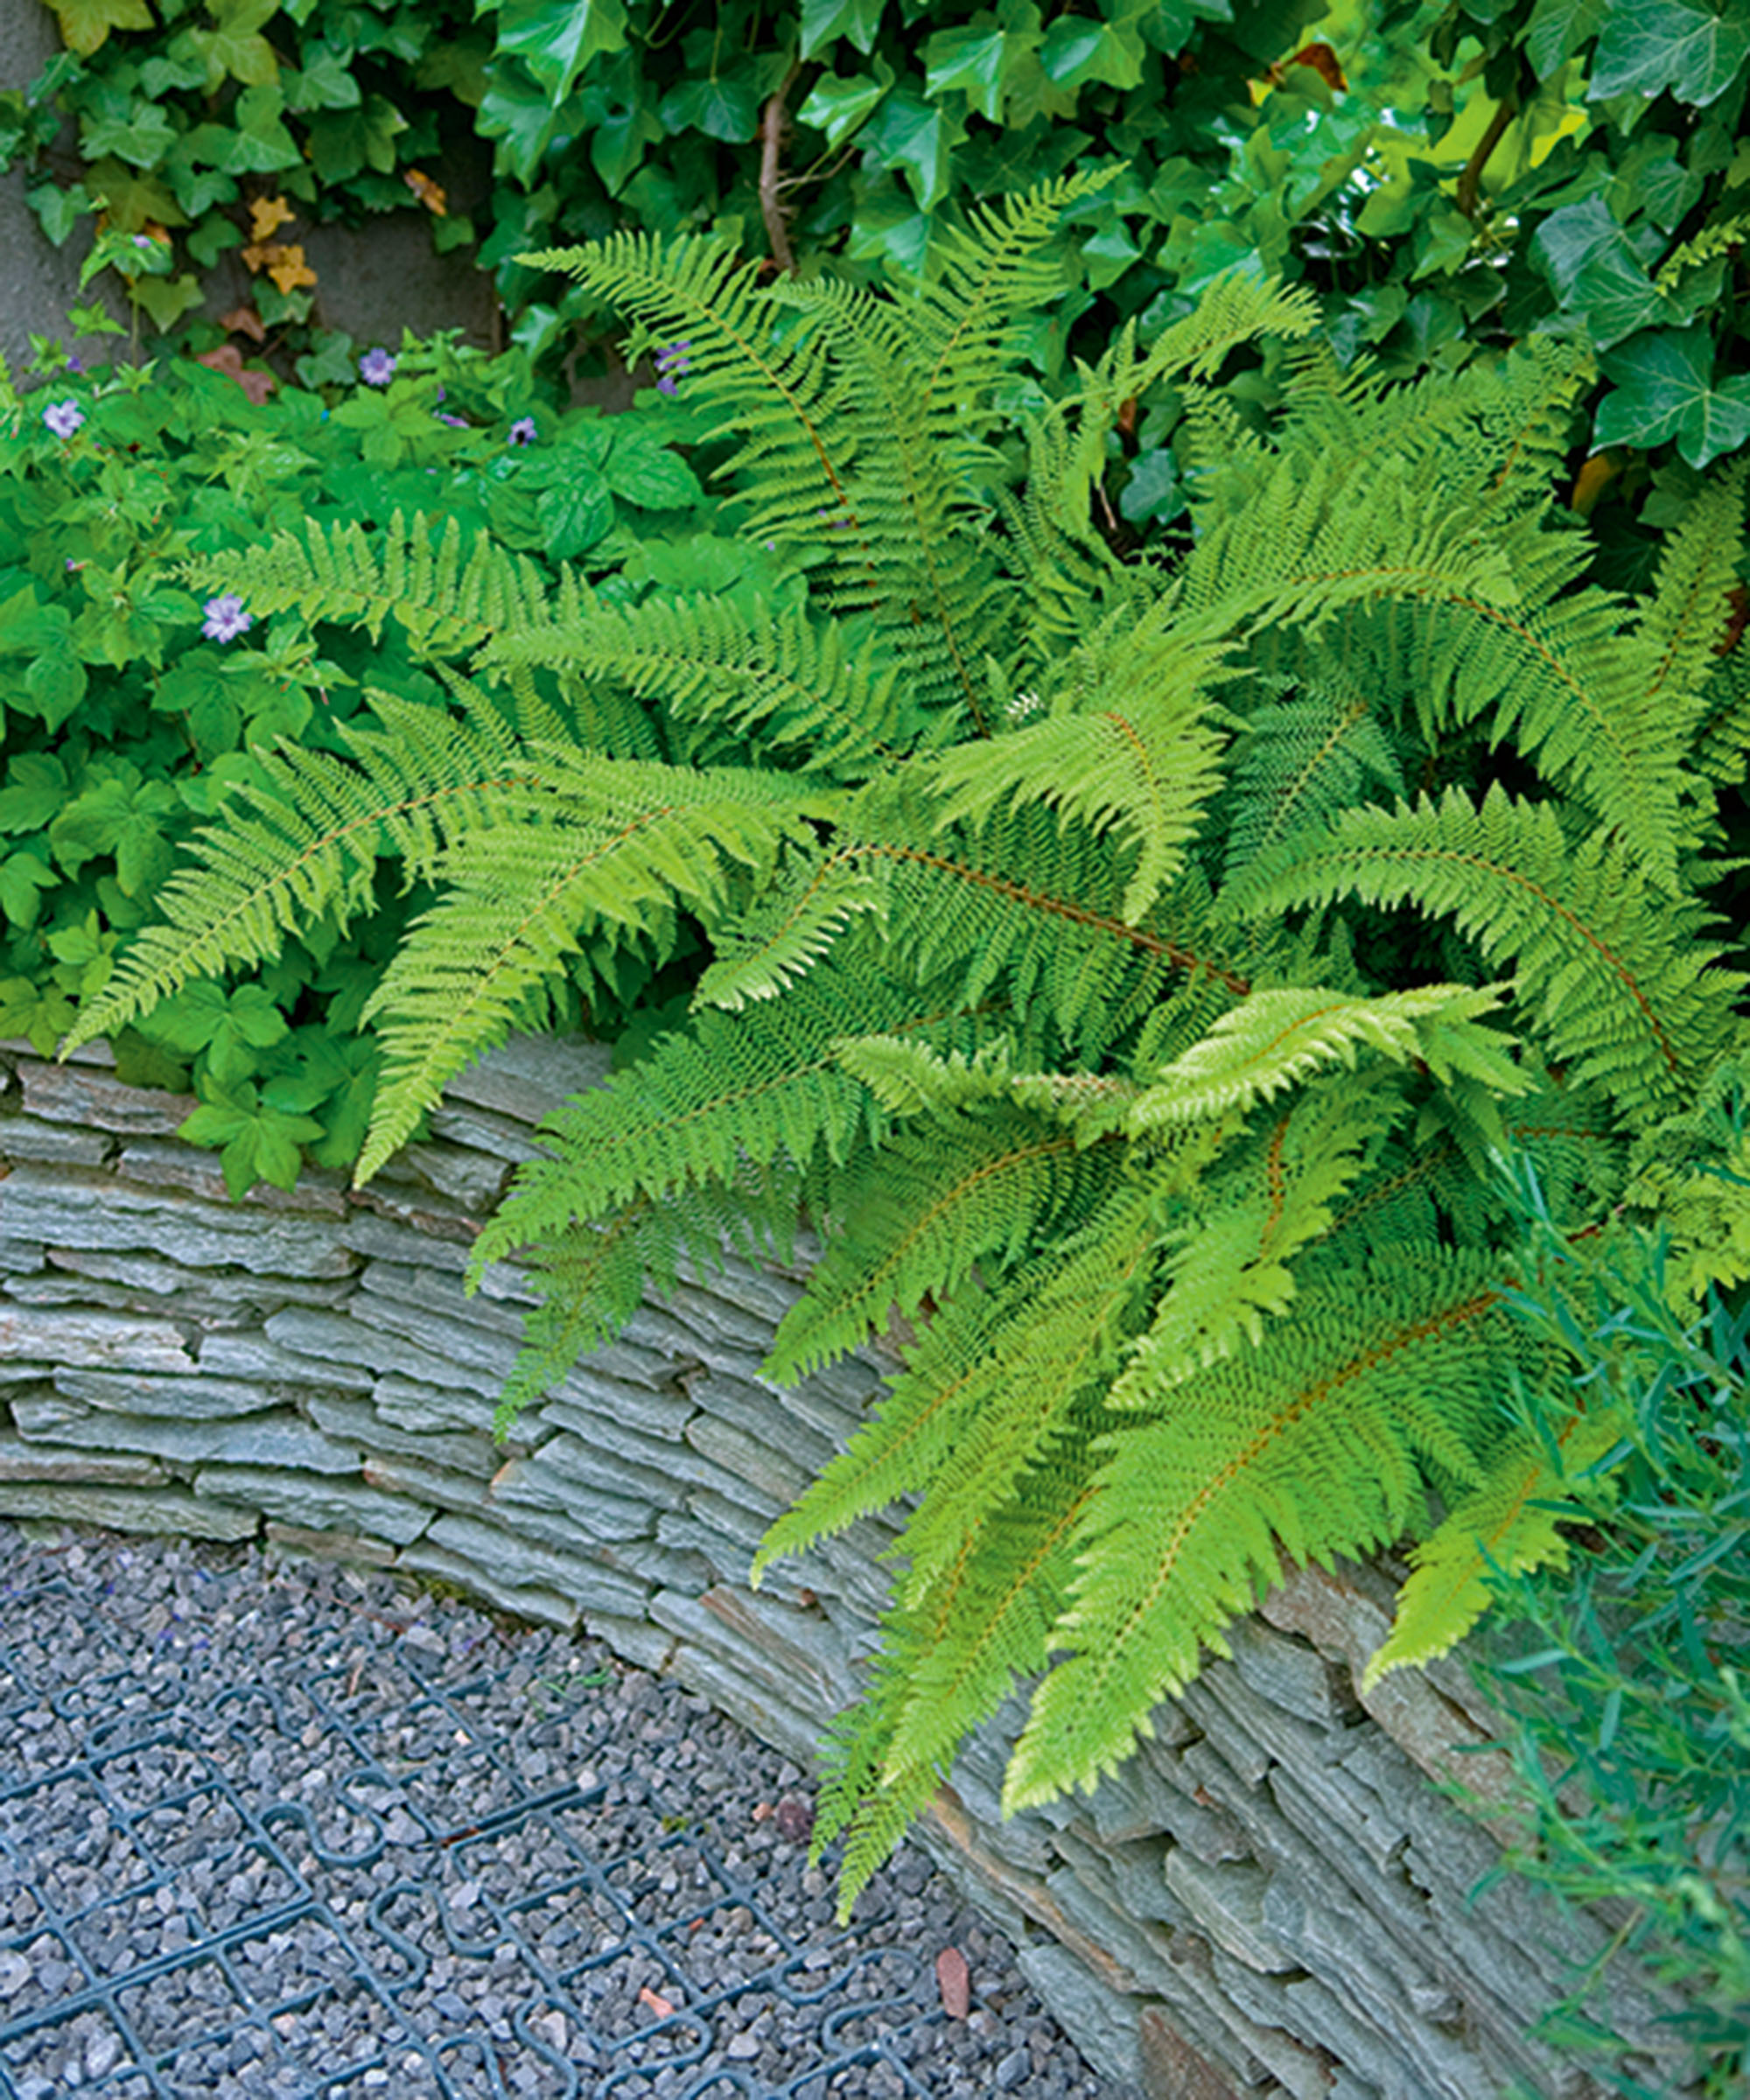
top-left (1590, 0), bottom-right (1750, 107)
top-left (797, 68), bottom-right (892, 146)
top-left (42, 0), bottom-right (152, 58)
top-left (0, 850), bottom-right (56, 932)
top-left (477, 67), bottom-right (565, 186)
top-left (1040, 17), bottom-right (1145, 89)
top-left (1530, 198), bottom-right (1670, 349)
top-left (924, 24), bottom-right (1014, 122)
top-left (800, 0), bottom-right (886, 59)
top-left (1525, 0), bottom-right (1612, 75)
top-left (658, 67), bottom-right (764, 144)
top-left (1594, 327), bottom-right (1750, 469)
top-left (304, 94), bottom-right (407, 181)
top-left (494, 0), bottom-right (627, 105)
top-left (191, 0), bottom-right (282, 89)
top-left (179, 1080), bottom-right (323, 1198)
top-left (0, 755), bottom-right (71, 835)
top-left (0, 976), bottom-right (75, 1058)
top-left (29, 180), bottom-right (95, 246)
top-left (864, 90), bottom-right (962, 211)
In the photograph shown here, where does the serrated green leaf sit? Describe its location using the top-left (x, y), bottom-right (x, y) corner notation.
top-left (1590, 0), bottom-right (1750, 108)
top-left (1595, 328), bottom-right (1750, 469)
top-left (0, 755), bottom-right (71, 836)
top-left (0, 851), bottom-right (56, 932)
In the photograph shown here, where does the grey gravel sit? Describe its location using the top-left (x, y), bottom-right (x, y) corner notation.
top-left (0, 1520), bottom-right (1133, 2099)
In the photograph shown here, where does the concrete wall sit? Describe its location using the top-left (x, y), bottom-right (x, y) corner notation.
top-left (0, 1031), bottom-right (1696, 2100)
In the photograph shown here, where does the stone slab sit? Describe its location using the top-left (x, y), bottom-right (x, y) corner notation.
top-left (361, 1452), bottom-right (492, 1518)
top-left (263, 1307), bottom-right (492, 1396)
top-left (41, 1248), bottom-right (356, 1312)
top-left (15, 1060), bottom-right (195, 1136)
top-left (264, 1521), bottom-right (399, 1570)
top-left (428, 1102), bottom-right (548, 1165)
top-left (1163, 1853), bottom-right (1297, 1975)
top-left (573, 1608), bottom-right (675, 1674)
top-left (535, 1379), bottom-right (696, 1443)
top-left (684, 1410), bottom-right (811, 1509)
top-left (396, 1138), bottom-right (509, 1213)
top-left (0, 1164), bottom-right (354, 1276)
top-left (523, 1426), bottom-right (695, 1510)
top-left (0, 1306), bottom-right (196, 1373)
top-left (1013, 1941), bottom-right (1144, 2092)
top-left (372, 1373), bottom-right (498, 1436)
top-left (1138, 2009), bottom-right (1249, 2100)
top-left (0, 1482), bottom-right (257, 1540)
top-left (0, 1435), bottom-right (164, 1485)
top-left (393, 1540), bottom-right (578, 1631)
top-left (198, 1331), bottom-right (375, 1392)
top-left (13, 1401), bottom-right (361, 1473)
top-left (51, 1369), bottom-right (294, 1418)
top-left (116, 1138), bottom-right (348, 1215)
top-left (662, 1643), bottom-right (822, 1770)
top-left (194, 1465), bottom-right (434, 1544)
top-left (306, 1392), bottom-right (502, 1478)
top-left (426, 1512), bottom-right (649, 1617)
top-left (0, 1117), bottom-right (111, 1165)
top-left (439, 1032), bottom-right (612, 1125)
top-left (488, 1452), bottom-right (656, 1544)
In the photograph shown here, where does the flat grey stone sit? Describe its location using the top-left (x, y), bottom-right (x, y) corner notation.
top-left (1013, 1940), bottom-right (1144, 2091)
top-left (371, 1373), bottom-right (498, 1437)
top-left (687, 1368), bottom-right (839, 1466)
top-left (396, 1138), bottom-right (509, 1213)
top-left (51, 1370), bottom-right (292, 1419)
top-left (340, 1211), bottom-right (472, 1272)
top-left (425, 1513), bottom-right (649, 1616)
top-left (1226, 1616), bottom-right (1356, 1727)
top-left (1164, 1853), bottom-right (1297, 1974)
top-left (0, 1241), bottom-right (44, 1274)
top-left (440, 1032), bottom-right (612, 1125)
top-left (360, 1451), bottom-right (493, 1517)
top-left (523, 1427), bottom-right (694, 1510)
top-left (0, 1435), bottom-right (164, 1484)
top-left (306, 1393), bottom-right (503, 1477)
top-left (194, 1465), bottom-right (433, 1544)
top-left (0, 1116), bottom-right (111, 1165)
top-left (662, 1643), bottom-right (822, 1769)
top-left (428, 1102), bottom-right (547, 1165)
top-left (15, 1059), bottom-right (194, 1136)
top-left (648, 1586), bottom-right (858, 1712)
top-left (13, 1401), bottom-right (361, 1473)
top-left (535, 1378), bottom-right (695, 1443)
top-left (393, 1539), bottom-right (578, 1630)
top-left (0, 1164), bottom-right (354, 1276)
top-left (488, 1452), bottom-right (656, 1543)
top-left (684, 1412), bottom-right (810, 1513)
top-left (116, 1138), bottom-right (348, 1215)
top-left (0, 1305), bottom-right (196, 1373)
top-left (0, 1481), bottom-right (257, 1539)
top-left (572, 1608), bottom-right (674, 1673)
top-left (264, 1308), bottom-right (491, 1395)
top-left (38, 1248), bottom-right (355, 1312)
top-left (198, 1330), bottom-right (374, 1391)
top-left (264, 1520), bottom-right (399, 1569)
top-left (345, 1182), bottom-right (480, 1245)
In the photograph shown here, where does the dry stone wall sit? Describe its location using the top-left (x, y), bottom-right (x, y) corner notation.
top-left (0, 1033), bottom-right (1689, 2100)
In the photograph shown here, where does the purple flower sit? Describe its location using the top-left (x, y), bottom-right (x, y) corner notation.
top-left (508, 415), bottom-right (537, 445)
top-left (654, 340), bottom-right (692, 396)
top-left (201, 592), bottom-right (253, 644)
top-left (437, 412), bottom-right (469, 428)
top-left (42, 400), bottom-right (83, 439)
top-left (66, 354), bottom-right (83, 374)
top-left (359, 347), bottom-right (396, 386)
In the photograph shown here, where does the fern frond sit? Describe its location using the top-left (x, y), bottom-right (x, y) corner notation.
top-left (1215, 684), bottom-right (1406, 886)
top-left (184, 511), bottom-right (552, 653)
top-left (485, 590), bottom-right (914, 771)
top-left (67, 690), bottom-right (531, 1050)
top-left (1126, 983), bottom-right (1525, 1128)
top-left (1363, 1394), bottom-right (1628, 1690)
top-left (1111, 1075), bottom-right (1410, 1396)
top-left (522, 232), bottom-right (850, 547)
top-left (764, 1111), bottom-right (1120, 1382)
top-left (1004, 1250), bottom-right (1511, 1805)
top-left (1233, 785), bottom-right (1744, 1116)
top-left (353, 760), bottom-right (824, 1180)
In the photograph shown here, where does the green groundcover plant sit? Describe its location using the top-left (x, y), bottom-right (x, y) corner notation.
top-left (1468, 1152), bottom-right (1750, 2099)
top-left (64, 178), bottom-right (1750, 1909)
top-left (0, 332), bottom-right (715, 1190)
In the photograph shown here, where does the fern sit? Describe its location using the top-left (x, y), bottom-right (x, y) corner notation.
top-left (75, 190), bottom-right (1750, 1910)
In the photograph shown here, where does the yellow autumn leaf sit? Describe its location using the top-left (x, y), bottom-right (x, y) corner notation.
top-left (266, 243), bottom-right (317, 294)
top-left (248, 194), bottom-right (296, 242)
top-left (403, 168), bottom-right (448, 216)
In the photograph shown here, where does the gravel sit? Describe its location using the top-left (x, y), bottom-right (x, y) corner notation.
top-left (0, 1521), bottom-right (1137, 2099)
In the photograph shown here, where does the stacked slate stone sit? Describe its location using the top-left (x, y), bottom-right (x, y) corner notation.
top-left (0, 1035), bottom-right (1689, 2100)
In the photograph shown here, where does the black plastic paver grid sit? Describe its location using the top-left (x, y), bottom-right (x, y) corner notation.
top-left (0, 1544), bottom-right (1049, 2100)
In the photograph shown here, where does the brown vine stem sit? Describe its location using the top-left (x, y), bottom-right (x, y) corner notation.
top-left (760, 61), bottom-right (803, 275)
top-left (1455, 95), bottom-right (1516, 220)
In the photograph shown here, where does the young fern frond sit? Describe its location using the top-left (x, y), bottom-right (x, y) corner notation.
top-left (67, 690), bottom-right (534, 1051)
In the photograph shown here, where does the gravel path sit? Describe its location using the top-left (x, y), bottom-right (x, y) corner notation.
top-left (0, 1522), bottom-right (1132, 2100)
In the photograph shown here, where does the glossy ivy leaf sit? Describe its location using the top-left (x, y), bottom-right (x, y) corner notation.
top-left (1595, 328), bottom-right (1750, 469)
top-left (1530, 199), bottom-right (1671, 350)
top-left (190, 0), bottom-right (281, 93)
top-left (864, 90), bottom-right (962, 211)
top-left (1589, 0), bottom-right (1750, 108)
top-left (657, 66), bottom-right (765, 144)
top-left (178, 1080), bottom-right (325, 1198)
top-left (799, 0), bottom-right (886, 60)
top-left (42, 0), bottom-right (151, 58)
top-left (795, 68), bottom-right (892, 148)
top-left (924, 24), bottom-right (1017, 122)
top-left (494, 0), bottom-right (628, 106)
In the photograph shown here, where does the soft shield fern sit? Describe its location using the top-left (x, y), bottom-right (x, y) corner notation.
top-left (66, 181), bottom-right (1750, 1910)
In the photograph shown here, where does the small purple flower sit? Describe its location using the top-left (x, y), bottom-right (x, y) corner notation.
top-left (66, 354), bottom-right (83, 373)
top-left (201, 592), bottom-right (253, 644)
top-left (654, 340), bottom-right (692, 396)
top-left (359, 347), bottom-right (396, 386)
top-left (42, 399), bottom-right (83, 439)
top-left (508, 415), bottom-right (537, 445)
top-left (437, 412), bottom-right (469, 428)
